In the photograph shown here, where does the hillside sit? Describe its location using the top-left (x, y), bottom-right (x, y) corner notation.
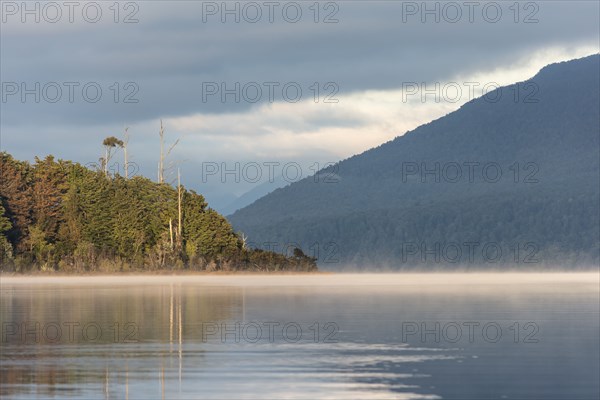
top-left (229, 55), bottom-right (600, 269)
top-left (0, 153), bottom-right (317, 272)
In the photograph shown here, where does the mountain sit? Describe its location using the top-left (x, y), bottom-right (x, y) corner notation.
top-left (203, 191), bottom-right (239, 214)
top-left (221, 177), bottom-right (288, 216)
top-left (228, 55), bottom-right (600, 269)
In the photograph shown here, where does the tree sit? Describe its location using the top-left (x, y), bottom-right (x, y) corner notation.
top-left (0, 153), bottom-right (33, 252)
top-left (32, 156), bottom-right (69, 243)
top-left (123, 128), bottom-right (130, 179)
top-left (102, 136), bottom-right (124, 177)
top-left (0, 203), bottom-right (13, 264)
top-left (158, 120), bottom-right (180, 184)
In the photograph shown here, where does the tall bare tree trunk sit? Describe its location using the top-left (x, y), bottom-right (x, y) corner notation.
top-left (104, 147), bottom-right (109, 177)
top-left (169, 218), bottom-right (174, 250)
top-left (123, 127), bottom-right (129, 179)
top-left (178, 168), bottom-right (182, 240)
top-left (159, 120), bottom-right (165, 184)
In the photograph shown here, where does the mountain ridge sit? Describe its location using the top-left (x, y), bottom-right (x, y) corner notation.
top-left (229, 54), bottom-right (600, 268)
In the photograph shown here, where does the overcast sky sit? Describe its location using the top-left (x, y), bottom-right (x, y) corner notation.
top-left (1, 0), bottom-right (598, 208)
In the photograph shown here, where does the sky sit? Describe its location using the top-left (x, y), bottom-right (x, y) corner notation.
top-left (1, 0), bottom-right (599, 211)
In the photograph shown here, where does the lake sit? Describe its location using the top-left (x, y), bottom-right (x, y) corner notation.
top-left (1, 273), bottom-right (598, 399)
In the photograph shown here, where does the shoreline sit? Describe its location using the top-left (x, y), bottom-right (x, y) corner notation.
top-left (1, 271), bottom-right (598, 287)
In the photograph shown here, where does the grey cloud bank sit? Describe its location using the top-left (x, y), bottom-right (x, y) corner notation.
top-left (2, 1), bottom-right (598, 122)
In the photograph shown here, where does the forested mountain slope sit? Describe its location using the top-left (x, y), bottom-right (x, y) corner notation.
top-left (229, 55), bottom-right (600, 269)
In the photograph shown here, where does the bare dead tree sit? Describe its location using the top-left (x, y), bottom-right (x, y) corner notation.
top-left (158, 120), bottom-right (165, 183)
top-left (239, 231), bottom-right (248, 250)
top-left (158, 120), bottom-right (180, 184)
top-left (123, 127), bottom-right (130, 179)
top-left (178, 168), bottom-right (182, 240)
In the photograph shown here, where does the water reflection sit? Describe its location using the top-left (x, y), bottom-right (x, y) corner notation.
top-left (1, 274), bottom-right (598, 399)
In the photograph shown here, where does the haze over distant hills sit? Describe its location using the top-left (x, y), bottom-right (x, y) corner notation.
top-left (221, 177), bottom-right (287, 216)
top-left (229, 55), bottom-right (600, 269)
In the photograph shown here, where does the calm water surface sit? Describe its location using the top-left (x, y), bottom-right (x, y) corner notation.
top-left (1, 273), bottom-right (598, 399)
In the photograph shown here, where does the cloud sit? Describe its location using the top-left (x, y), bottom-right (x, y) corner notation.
top-left (1, 1), bottom-right (599, 205)
top-left (2, 1), bottom-right (599, 123)
top-left (164, 43), bottom-right (599, 162)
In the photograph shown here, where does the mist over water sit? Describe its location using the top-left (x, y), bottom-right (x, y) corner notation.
top-left (1, 273), bottom-right (598, 399)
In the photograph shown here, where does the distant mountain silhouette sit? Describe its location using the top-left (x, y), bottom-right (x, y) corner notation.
top-left (229, 55), bottom-right (600, 269)
top-left (221, 177), bottom-right (287, 216)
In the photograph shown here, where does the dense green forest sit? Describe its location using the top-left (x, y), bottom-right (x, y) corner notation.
top-left (0, 152), bottom-right (317, 273)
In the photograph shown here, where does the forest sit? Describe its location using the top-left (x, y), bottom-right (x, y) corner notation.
top-left (0, 152), bottom-right (317, 273)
